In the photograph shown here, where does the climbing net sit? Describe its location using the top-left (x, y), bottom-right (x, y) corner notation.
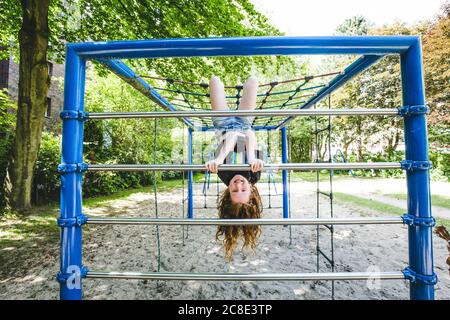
top-left (139, 71), bottom-right (341, 128)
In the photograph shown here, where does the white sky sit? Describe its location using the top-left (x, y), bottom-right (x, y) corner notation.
top-left (250, 0), bottom-right (446, 35)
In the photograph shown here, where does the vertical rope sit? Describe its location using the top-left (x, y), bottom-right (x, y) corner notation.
top-left (181, 125), bottom-right (186, 246)
top-left (153, 117), bottom-right (161, 272)
top-left (267, 130), bottom-right (272, 209)
top-left (328, 94), bottom-right (335, 300)
top-left (216, 167), bottom-right (219, 205)
top-left (202, 131), bottom-right (207, 209)
top-left (288, 125), bottom-right (293, 247)
top-left (314, 103), bottom-right (320, 273)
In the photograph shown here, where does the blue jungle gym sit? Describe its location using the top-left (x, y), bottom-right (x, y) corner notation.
top-left (57, 36), bottom-right (436, 300)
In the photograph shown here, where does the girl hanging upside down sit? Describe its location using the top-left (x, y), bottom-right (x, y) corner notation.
top-left (205, 75), bottom-right (264, 260)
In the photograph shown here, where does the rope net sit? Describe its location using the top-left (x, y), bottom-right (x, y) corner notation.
top-left (137, 71), bottom-right (342, 128)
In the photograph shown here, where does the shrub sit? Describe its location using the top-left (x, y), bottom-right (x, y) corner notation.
top-left (0, 89), bottom-right (16, 208)
top-left (32, 132), bottom-right (61, 205)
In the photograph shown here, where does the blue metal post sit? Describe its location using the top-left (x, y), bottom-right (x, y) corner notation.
top-left (401, 38), bottom-right (434, 300)
top-left (188, 127), bottom-right (194, 219)
top-left (59, 46), bottom-right (86, 300)
top-left (281, 127), bottom-right (289, 219)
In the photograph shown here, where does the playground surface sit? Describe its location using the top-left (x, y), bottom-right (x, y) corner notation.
top-left (0, 177), bottom-right (449, 300)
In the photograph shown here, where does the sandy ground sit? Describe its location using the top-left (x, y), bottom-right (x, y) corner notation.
top-left (0, 178), bottom-right (449, 300)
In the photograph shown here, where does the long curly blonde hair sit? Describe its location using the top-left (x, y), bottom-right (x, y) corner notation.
top-left (216, 185), bottom-right (263, 260)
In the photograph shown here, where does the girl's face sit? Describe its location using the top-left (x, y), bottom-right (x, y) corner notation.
top-left (229, 174), bottom-right (251, 204)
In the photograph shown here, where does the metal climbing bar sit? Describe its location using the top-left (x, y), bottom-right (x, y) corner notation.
top-left (86, 162), bottom-right (401, 171)
top-left (85, 217), bottom-right (404, 225)
top-left (85, 271), bottom-right (406, 281)
top-left (87, 108), bottom-right (400, 119)
top-left (70, 36), bottom-right (417, 59)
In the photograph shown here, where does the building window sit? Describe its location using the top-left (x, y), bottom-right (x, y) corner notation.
top-left (47, 61), bottom-right (53, 78)
top-left (45, 98), bottom-right (51, 117)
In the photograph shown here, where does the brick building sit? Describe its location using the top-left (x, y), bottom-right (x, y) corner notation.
top-left (0, 46), bottom-right (64, 133)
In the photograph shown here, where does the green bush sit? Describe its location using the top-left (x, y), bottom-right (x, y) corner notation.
top-left (429, 152), bottom-right (450, 181)
top-left (79, 68), bottom-right (178, 197)
top-left (0, 89), bottom-right (16, 208)
top-left (32, 132), bottom-right (61, 205)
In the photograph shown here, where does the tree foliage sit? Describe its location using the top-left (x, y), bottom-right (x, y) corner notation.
top-left (1, 0), bottom-right (292, 82)
top-left (0, 89), bottom-right (16, 207)
top-left (0, 0), bottom-right (296, 210)
top-left (421, 2), bottom-right (450, 154)
top-left (82, 66), bottom-right (178, 196)
top-left (292, 13), bottom-right (449, 179)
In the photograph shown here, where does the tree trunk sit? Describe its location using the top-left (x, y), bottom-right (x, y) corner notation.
top-left (356, 121), bottom-right (363, 161)
top-left (4, 0), bottom-right (49, 212)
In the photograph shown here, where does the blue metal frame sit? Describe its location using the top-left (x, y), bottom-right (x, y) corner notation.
top-left (59, 36), bottom-right (434, 300)
top-left (281, 127), bottom-right (289, 219)
top-left (59, 47), bottom-right (86, 300)
top-left (187, 127), bottom-right (194, 219)
top-left (69, 36), bottom-right (416, 59)
top-left (400, 40), bottom-right (434, 300)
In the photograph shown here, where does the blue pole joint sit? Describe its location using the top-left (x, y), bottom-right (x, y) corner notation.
top-left (60, 110), bottom-right (89, 121)
top-left (400, 160), bottom-right (432, 171)
top-left (398, 105), bottom-right (429, 117)
top-left (58, 163), bottom-right (89, 174)
top-left (57, 215), bottom-right (88, 227)
top-left (401, 213), bottom-right (436, 227)
top-left (56, 266), bottom-right (89, 284)
top-left (402, 267), bottom-right (438, 286)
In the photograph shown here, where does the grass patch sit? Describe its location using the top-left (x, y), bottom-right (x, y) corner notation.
top-left (435, 218), bottom-right (450, 230)
top-left (334, 192), bottom-right (450, 230)
top-left (0, 177), bottom-right (190, 248)
top-left (0, 209), bottom-right (59, 250)
top-left (333, 192), bottom-right (405, 215)
top-left (83, 177), bottom-right (189, 208)
top-left (383, 193), bottom-right (450, 209)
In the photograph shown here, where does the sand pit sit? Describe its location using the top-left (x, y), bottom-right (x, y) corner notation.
top-left (0, 179), bottom-right (449, 300)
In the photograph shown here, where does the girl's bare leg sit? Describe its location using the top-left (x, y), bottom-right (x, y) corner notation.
top-left (239, 76), bottom-right (258, 122)
top-left (209, 76), bottom-right (228, 111)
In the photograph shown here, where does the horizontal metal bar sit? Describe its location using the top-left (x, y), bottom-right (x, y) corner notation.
top-left (85, 216), bottom-right (404, 226)
top-left (199, 125), bottom-right (279, 132)
top-left (69, 36), bottom-right (418, 59)
top-left (87, 162), bottom-right (402, 172)
top-left (193, 193), bottom-right (282, 197)
top-left (193, 206), bottom-right (284, 210)
top-left (85, 270), bottom-right (405, 281)
top-left (87, 108), bottom-right (399, 119)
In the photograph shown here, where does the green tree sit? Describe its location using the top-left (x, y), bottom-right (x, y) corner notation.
top-left (82, 68), bottom-right (177, 196)
top-left (335, 15), bottom-right (372, 36)
top-left (421, 2), bottom-right (450, 178)
top-left (0, 0), bottom-right (290, 212)
top-left (0, 89), bottom-right (16, 208)
top-left (331, 18), bottom-right (407, 162)
top-left (1, 0), bottom-right (51, 212)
